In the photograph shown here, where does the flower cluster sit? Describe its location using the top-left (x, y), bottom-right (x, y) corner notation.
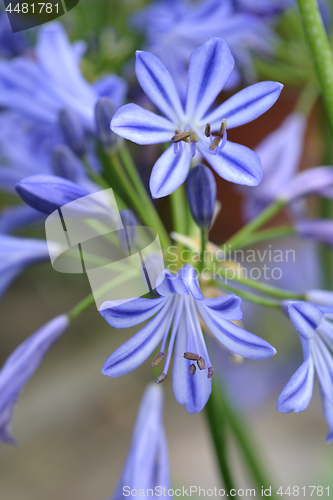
top-left (1, 1), bottom-right (333, 496)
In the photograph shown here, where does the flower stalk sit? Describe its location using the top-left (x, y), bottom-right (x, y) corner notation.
top-left (296, 0), bottom-right (333, 136)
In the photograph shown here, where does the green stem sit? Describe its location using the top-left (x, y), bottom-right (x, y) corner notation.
top-left (212, 380), bottom-right (277, 499)
top-left (222, 199), bottom-right (285, 253)
top-left (236, 226), bottom-right (295, 249)
top-left (69, 269), bottom-right (137, 319)
top-left (170, 184), bottom-right (187, 235)
top-left (199, 227), bottom-right (208, 273)
top-left (214, 267), bottom-right (304, 300)
top-left (212, 279), bottom-right (281, 308)
top-left (205, 381), bottom-right (238, 497)
top-left (118, 145), bottom-right (171, 248)
top-left (296, 0), bottom-right (333, 136)
top-left (107, 151), bottom-right (170, 248)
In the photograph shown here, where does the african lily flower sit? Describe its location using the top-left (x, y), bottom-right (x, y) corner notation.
top-left (108, 384), bottom-right (170, 499)
top-left (277, 301), bottom-right (333, 442)
top-left (100, 264), bottom-right (276, 414)
top-left (111, 37), bottom-right (283, 198)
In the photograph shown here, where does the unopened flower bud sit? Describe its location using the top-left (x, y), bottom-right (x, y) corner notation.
top-left (59, 107), bottom-right (86, 157)
top-left (186, 164), bottom-right (217, 229)
top-left (95, 97), bottom-right (116, 149)
top-left (119, 209), bottom-right (138, 254)
top-left (52, 145), bottom-right (83, 182)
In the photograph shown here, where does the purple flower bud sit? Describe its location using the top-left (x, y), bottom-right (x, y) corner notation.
top-left (15, 174), bottom-right (91, 214)
top-left (52, 145), bottom-right (85, 182)
top-left (95, 97), bottom-right (116, 149)
top-left (59, 107), bottom-right (86, 157)
top-left (119, 209), bottom-right (138, 254)
top-left (186, 164), bottom-right (216, 229)
top-left (295, 219), bottom-right (333, 247)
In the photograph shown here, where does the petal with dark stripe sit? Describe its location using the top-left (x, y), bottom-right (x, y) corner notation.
top-left (149, 145), bottom-right (191, 198)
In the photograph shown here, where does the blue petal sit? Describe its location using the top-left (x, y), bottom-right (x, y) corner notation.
top-left (287, 301), bottom-right (324, 340)
top-left (172, 312), bottom-right (211, 413)
top-left (203, 81), bottom-right (283, 130)
top-left (156, 269), bottom-right (189, 296)
top-left (100, 296), bottom-right (166, 329)
top-left (0, 315), bottom-right (69, 443)
top-left (111, 103), bottom-right (174, 145)
top-left (180, 264), bottom-right (203, 300)
top-left (196, 302), bottom-right (276, 359)
top-left (93, 74), bottom-right (128, 108)
top-left (149, 145), bottom-right (191, 198)
top-left (135, 50), bottom-right (184, 123)
top-left (0, 205), bottom-right (43, 234)
top-left (311, 339), bottom-right (333, 404)
top-left (102, 301), bottom-right (174, 377)
top-left (198, 140), bottom-right (262, 186)
top-left (276, 358), bottom-right (314, 413)
top-left (320, 390), bottom-right (333, 443)
top-left (185, 38), bottom-right (234, 122)
top-left (200, 295), bottom-right (243, 320)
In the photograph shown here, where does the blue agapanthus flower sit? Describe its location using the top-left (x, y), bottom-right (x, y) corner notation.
top-left (0, 315), bottom-right (69, 444)
top-left (100, 264), bottom-right (276, 414)
top-left (0, 22), bottom-right (127, 131)
top-left (132, 0), bottom-right (277, 92)
top-left (0, 234), bottom-right (58, 299)
top-left (239, 112), bottom-right (307, 220)
top-left (277, 301), bottom-right (333, 442)
top-left (295, 219), bottom-right (333, 247)
top-left (111, 37), bottom-right (283, 198)
top-left (109, 384), bottom-right (171, 499)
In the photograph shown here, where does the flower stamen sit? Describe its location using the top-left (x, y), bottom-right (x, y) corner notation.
top-left (183, 352), bottom-right (200, 361)
top-left (155, 373), bottom-right (167, 383)
top-left (197, 357), bottom-right (206, 370)
top-left (151, 351), bottom-right (165, 367)
top-left (189, 364), bottom-right (196, 375)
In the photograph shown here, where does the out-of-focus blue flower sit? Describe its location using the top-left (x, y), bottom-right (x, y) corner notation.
top-left (111, 38), bottom-right (282, 198)
top-left (234, 0), bottom-right (293, 16)
top-left (59, 107), bottom-right (87, 157)
top-left (239, 112), bottom-right (307, 220)
top-left (277, 301), bottom-right (333, 442)
top-left (306, 290), bottom-right (333, 306)
top-left (15, 174), bottom-right (92, 214)
top-left (100, 264), bottom-right (276, 414)
top-left (132, 0), bottom-right (276, 92)
top-left (0, 315), bottom-right (69, 444)
top-left (0, 22), bottom-right (127, 131)
top-left (281, 167), bottom-right (333, 203)
top-left (0, 234), bottom-right (57, 299)
top-left (0, 12), bottom-right (29, 58)
top-left (109, 384), bottom-right (171, 499)
top-left (295, 219), bottom-right (333, 247)
top-left (186, 164), bottom-right (216, 229)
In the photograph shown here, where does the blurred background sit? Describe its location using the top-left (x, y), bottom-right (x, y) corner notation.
top-left (1, 0), bottom-right (333, 498)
